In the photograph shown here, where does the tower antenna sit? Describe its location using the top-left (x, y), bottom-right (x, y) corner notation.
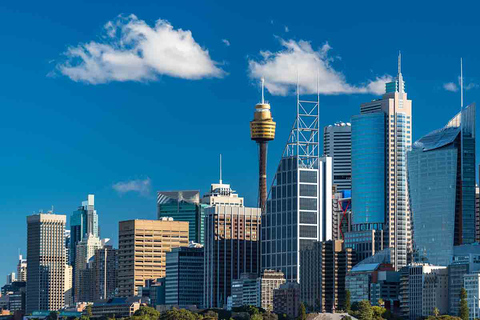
top-left (219, 154), bottom-right (222, 184)
top-left (461, 58), bottom-right (464, 109)
top-left (261, 78), bottom-right (265, 104)
top-left (398, 51), bottom-right (402, 74)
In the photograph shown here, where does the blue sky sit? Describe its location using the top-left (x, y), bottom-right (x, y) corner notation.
top-left (1, 0), bottom-right (479, 281)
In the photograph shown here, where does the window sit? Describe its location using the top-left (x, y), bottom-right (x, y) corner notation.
top-left (300, 171), bottom-right (317, 183)
top-left (300, 198), bottom-right (317, 210)
top-left (300, 184), bottom-right (317, 197)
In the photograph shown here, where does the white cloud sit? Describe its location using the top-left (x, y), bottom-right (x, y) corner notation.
top-left (465, 82), bottom-right (479, 90)
top-left (113, 178), bottom-right (151, 196)
top-left (443, 82), bottom-right (458, 92)
top-left (284, 26), bottom-right (289, 32)
top-left (222, 39), bottom-right (230, 47)
top-left (57, 14), bottom-right (225, 84)
top-left (248, 39), bottom-right (392, 96)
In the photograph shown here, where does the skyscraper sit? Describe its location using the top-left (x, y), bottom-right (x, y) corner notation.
top-left (157, 191), bottom-right (205, 244)
top-left (117, 218), bottom-right (189, 297)
top-left (92, 245), bottom-right (118, 301)
top-left (262, 87), bottom-right (333, 283)
top-left (408, 104), bottom-right (476, 265)
top-left (74, 236), bottom-right (103, 302)
top-left (203, 179), bottom-right (261, 308)
top-left (17, 255), bottom-right (27, 282)
top-left (165, 245), bottom-right (204, 307)
top-left (324, 122), bottom-right (352, 191)
top-left (70, 195), bottom-right (99, 267)
top-left (26, 213), bottom-right (66, 313)
top-left (352, 53), bottom-right (412, 270)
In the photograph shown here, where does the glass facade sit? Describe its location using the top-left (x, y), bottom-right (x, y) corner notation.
top-left (408, 104), bottom-right (476, 265)
top-left (157, 191), bottom-right (205, 244)
top-left (351, 113), bottom-right (386, 226)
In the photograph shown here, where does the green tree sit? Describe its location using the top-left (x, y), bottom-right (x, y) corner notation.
top-left (433, 307), bottom-right (440, 317)
top-left (460, 288), bottom-right (469, 320)
top-left (297, 303), bottom-right (306, 320)
top-left (357, 300), bottom-right (373, 320)
top-left (344, 290), bottom-right (351, 313)
top-left (371, 306), bottom-right (386, 320)
top-left (159, 308), bottom-right (202, 320)
top-left (251, 315), bottom-right (263, 320)
top-left (134, 306), bottom-right (160, 319)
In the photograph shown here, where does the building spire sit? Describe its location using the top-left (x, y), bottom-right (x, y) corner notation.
top-left (219, 154), bottom-right (222, 184)
top-left (460, 58), bottom-right (464, 109)
top-left (261, 77), bottom-right (265, 104)
top-left (398, 51), bottom-right (402, 75)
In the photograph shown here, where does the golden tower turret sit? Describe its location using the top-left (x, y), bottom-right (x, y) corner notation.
top-left (250, 78), bottom-right (276, 213)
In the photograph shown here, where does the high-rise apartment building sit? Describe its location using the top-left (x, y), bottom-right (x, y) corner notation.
top-left (70, 195), bottom-right (99, 267)
top-left (204, 203), bottom-right (261, 308)
top-left (408, 104), bottom-right (476, 265)
top-left (117, 219), bottom-right (189, 297)
top-left (324, 122), bottom-right (352, 191)
top-left (352, 54), bottom-right (412, 270)
top-left (165, 245), bottom-right (204, 307)
top-left (74, 236), bottom-right (103, 302)
top-left (26, 213), bottom-right (66, 313)
top-left (300, 240), bottom-right (353, 312)
top-left (258, 270), bottom-right (286, 311)
top-left (92, 245), bottom-right (118, 301)
top-left (157, 191), bottom-right (205, 244)
top-left (17, 255), bottom-right (27, 282)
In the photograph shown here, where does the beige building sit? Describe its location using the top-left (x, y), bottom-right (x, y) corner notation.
top-left (117, 218), bottom-right (189, 297)
top-left (258, 270), bottom-right (286, 311)
top-left (17, 255), bottom-right (27, 282)
top-left (74, 235), bottom-right (103, 302)
top-left (26, 213), bottom-right (66, 313)
top-left (65, 265), bottom-right (73, 307)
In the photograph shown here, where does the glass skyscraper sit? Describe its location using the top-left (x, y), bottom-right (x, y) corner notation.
top-left (352, 54), bottom-right (412, 270)
top-left (157, 191), bottom-right (205, 245)
top-left (408, 104), bottom-right (476, 265)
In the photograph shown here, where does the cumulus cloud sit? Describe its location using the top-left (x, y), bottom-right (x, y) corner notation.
top-left (113, 178), bottom-right (151, 196)
top-left (222, 39), bottom-right (230, 47)
top-left (56, 14), bottom-right (225, 84)
top-left (248, 39), bottom-right (392, 96)
top-left (443, 82), bottom-right (458, 92)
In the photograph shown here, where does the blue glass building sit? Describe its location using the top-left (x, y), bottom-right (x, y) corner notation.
top-left (408, 104), bottom-right (476, 265)
top-left (351, 112), bottom-right (386, 229)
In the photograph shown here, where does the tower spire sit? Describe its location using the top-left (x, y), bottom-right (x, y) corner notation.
top-left (219, 154), bottom-right (222, 184)
top-left (398, 51), bottom-right (402, 75)
top-left (261, 77), bottom-right (265, 104)
top-left (461, 58), bottom-right (464, 109)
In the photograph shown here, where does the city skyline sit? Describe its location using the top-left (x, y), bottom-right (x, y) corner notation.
top-left (2, 0), bottom-right (480, 285)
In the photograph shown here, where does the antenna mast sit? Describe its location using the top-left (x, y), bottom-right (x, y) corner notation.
top-left (219, 154), bottom-right (222, 184)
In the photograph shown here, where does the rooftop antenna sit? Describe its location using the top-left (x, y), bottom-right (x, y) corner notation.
top-left (461, 58), bottom-right (464, 109)
top-left (261, 77), bottom-right (265, 104)
top-left (219, 154), bottom-right (222, 184)
top-left (398, 50), bottom-right (402, 74)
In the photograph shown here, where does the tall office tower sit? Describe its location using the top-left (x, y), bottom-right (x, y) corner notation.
top-left (324, 122), bottom-right (352, 191)
top-left (332, 190), bottom-right (352, 240)
top-left (476, 184), bottom-right (480, 242)
top-left (74, 236), bottom-right (103, 302)
top-left (157, 191), bottom-right (205, 244)
top-left (92, 245), bottom-right (118, 301)
top-left (300, 240), bottom-right (353, 313)
top-left (70, 195), bottom-right (99, 267)
top-left (64, 265), bottom-right (73, 307)
top-left (352, 53), bottom-right (412, 270)
top-left (17, 255), bottom-right (27, 282)
top-left (203, 178), bottom-right (261, 309)
top-left (165, 245), bottom-right (204, 307)
top-left (117, 219), bottom-right (189, 297)
top-left (26, 213), bottom-right (66, 313)
top-left (250, 79), bottom-right (276, 212)
top-left (408, 104), bottom-right (476, 266)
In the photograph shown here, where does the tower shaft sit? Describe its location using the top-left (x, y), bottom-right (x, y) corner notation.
top-left (258, 142), bottom-right (267, 213)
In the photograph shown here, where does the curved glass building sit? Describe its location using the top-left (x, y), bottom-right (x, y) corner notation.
top-left (408, 104), bottom-right (476, 266)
